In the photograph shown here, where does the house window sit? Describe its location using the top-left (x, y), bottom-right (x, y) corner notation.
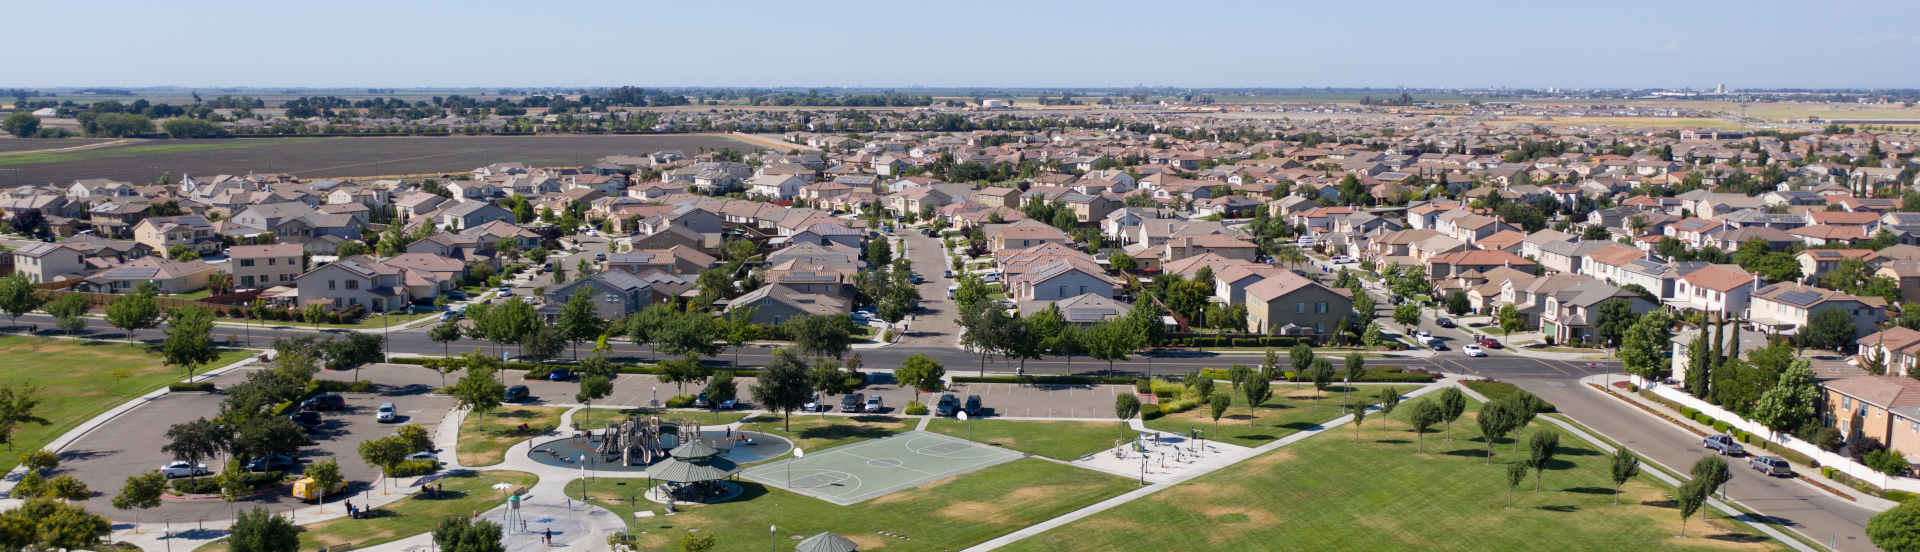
top-left (1296, 303), bottom-right (1306, 313)
top-left (1315, 302), bottom-right (1328, 313)
top-left (1314, 323), bottom-right (1324, 333)
top-left (328, 280), bottom-right (337, 290)
top-left (347, 280), bottom-right (359, 290)
top-left (1843, 397), bottom-right (1853, 409)
top-left (268, 258), bottom-right (277, 266)
top-left (241, 259), bottom-right (255, 267)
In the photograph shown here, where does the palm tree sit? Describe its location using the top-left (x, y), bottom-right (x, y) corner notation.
top-left (1277, 245), bottom-right (1308, 272)
top-left (1627, 214), bottom-right (1650, 238)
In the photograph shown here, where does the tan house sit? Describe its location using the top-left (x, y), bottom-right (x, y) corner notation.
top-left (11, 243), bottom-right (86, 284)
top-left (1822, 376), bottom-right (1920, 465)
top-left (81, 257), bottom-right (217, 294)
top-left (1245, 273), bottom-right (1354, 337)
top-left (228, 243), bottom-right (305, 290)
top-left (134, 216), bottom-right (221, 259)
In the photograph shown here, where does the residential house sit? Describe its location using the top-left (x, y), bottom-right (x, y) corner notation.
top-left (1746, 282), bottom-right (1887, 338)
top-left (537, 270), bottom-right (657, 322)
top-left (227, 243), bottom-right (304, 289)
top-left (1245, 273), bottom-right (1354, 337)
top-left (11, 243), bottom-right (87, 284)
top-left (133, 216), bottom-right (221, 259)
top-left (81, 257), bottom-right (217, 294)
top-left (723, 284), bottom-right (849, 325)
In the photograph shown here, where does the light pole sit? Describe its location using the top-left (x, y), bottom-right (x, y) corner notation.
top-left (770, 525), bottom-right (777, 552)
top-left (652, 386), bottom-right (657, 408)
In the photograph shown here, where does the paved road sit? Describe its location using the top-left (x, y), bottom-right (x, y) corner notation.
top-left (893, 229), bottom-right (962, 347)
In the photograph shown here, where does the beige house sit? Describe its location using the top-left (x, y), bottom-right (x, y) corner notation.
top-left (11, 243), bottom-right (86, 284)
top-left (228, 243), bottom-right (305, 290)
top-left (81, 257), bottom-right (217, 294)
top-left (134, 216), bottom-right (221, 259)
top-left (1245, 273), bottom-right (1354, 337)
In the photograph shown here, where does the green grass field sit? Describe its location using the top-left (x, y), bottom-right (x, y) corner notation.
top-left (738, 414), bottom-right (912, 458)
top-left (457, 405), bottom-right (566, 466)
top-left (0, 336), bottom-right (254, 473)
top-left (579, 458), bottom-right (1134, 552)
top-left (925, 418), bottom-right (1123, 461)
top-left (1146, 383), bottom-right (1377, 448)
top-left (1001, 397), bottom-right (1787, 552)
top-left (0, 138), bottom-right (327, 165)
top-left (194, 471), bottom-right (538, 552)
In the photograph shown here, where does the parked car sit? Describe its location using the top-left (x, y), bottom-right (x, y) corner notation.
top-left (160, 461), bottom-right (209, 479)
top-left (593, 253), bottom-right (607, 261)
top-left (980, 273), bottom-right (1002, 283)
top-left (839, 393), bottom-right (865, 413)
top-left (803, 393), bottom-right (826, 413)
top-left (864, 395), bottom-right (884, 413)
top-left (289, 410), bottom-right (322, 425)
top-left (1477, 336), bottom-right (1503, 349)
top-left (547, 368), bottom-right (570, 381)
top-left (376, 402), bottom-right (398, 423)
top-left (244, 454), bottom-right (297, 472)
top-left (1704, 435), bottom-right (1745, 456)
top-left (1436, 318), bottom-right (1455, 328)
top-left (446, 290), bottom-right (467, 300)
top-left (407, 451), bottom-right (438, 461)
top-left (851, 311), bottom-right (877, 324)
top-left (909, 273), bottom-right (925, 284)
top-left (440, 310), bottom-right (460, 321)
top-left (301, 394), bottom-right (347, 411)
top-left (934, 394), bottom-right (958, 417)
top-left (943, 270), bottom-right (953, 278)
top-left (505, 385), bottom-right (531, 403)
top-left (1749, 456), bottom-right (1793, 477)
top-left (1463, 344), bottom-right (1486, 357)
top-left (964, 395), bottom-right (982, 416)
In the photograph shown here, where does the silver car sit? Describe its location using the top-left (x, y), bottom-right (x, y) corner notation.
top-left (376, 402), bottom-right (398, 423)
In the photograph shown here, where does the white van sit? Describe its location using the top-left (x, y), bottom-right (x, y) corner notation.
top-left (947, 284), bottom-right (958, 299)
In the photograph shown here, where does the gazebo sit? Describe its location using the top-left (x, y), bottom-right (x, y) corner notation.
top-left (796, 532), bottom-right (858, 552)
top-left (645, 440), bottom-right (744, 507)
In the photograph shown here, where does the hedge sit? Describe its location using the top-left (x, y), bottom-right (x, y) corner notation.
top-left (387, 458), bottom-right (439, 477)
top-left (1172, 336), bottom-right (1305, 348)
top-left (172, 471), bottom-right (284, 495)
top-left (169, 382), bottom-right (217, 393)
top-left (903, 402), bottom-right (929, 416)
top-left (665, 394), bottom-right (697, 408)
top-left (952, 375), bottom-right (1136, 385)
top-left (388, 357), bottom-right (760, 377)
top-left (1140, 403), bottom-right (1163, 420)
top-left (1276, 367), bottom-right (1439, 383)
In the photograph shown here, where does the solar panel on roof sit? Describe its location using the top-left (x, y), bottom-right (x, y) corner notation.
top-left (1756, 285), bottom-right (1780, 295)
top-left (1776, 290), bottom-right (1824, 307)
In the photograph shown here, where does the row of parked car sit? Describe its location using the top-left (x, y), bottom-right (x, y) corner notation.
top-left (161, 394), bottom-right (424, 479)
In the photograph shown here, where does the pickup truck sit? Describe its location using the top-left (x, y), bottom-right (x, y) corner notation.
top-left (1703, 435), bottom-right (1745, 456)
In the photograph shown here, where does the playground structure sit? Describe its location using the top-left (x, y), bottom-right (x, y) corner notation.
top-left (597, 416), bottom-right (700, 466)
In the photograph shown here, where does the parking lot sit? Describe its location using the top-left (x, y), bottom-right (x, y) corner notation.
top-left (62, 364), bottom-right (455, 523)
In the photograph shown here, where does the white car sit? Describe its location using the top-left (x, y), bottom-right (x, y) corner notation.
top-left (851, 311), bottom-right (877, 323)
top-left (160, 461), bottom-right (209, 479)
top-left (406, 451), bottom-right (437, 461)
top-left (1463, 344), bottom-right (1486, 357)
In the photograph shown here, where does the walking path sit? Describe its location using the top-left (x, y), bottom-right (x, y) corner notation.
top-left (959, 377), bottom-right (1455, 551)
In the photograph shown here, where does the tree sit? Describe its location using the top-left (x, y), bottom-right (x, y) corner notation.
top-left (1868, 499), bottom-right (1920, 552)
top-left (657, 354), bottom-right (711, 395)
top-left (1692, 454), bottom-right (1732, 499)
top-left (1, 112), bottom-right (39, 137)
top-left (1528, 431), bottom-right (1560, 491)
top-left (1752, 359), bottom-right (1819, 439)
top-left (749, 348), bottom-right (813, 431)
top-left (1344, 352), bottom-right (1366, 380)
top-left (1309, 359), bottom-right (1335, 405)
top-left (893, 353), bottom-right (946, 401)
top-left (18, 448), bottom-right (56, 473)
top-left (1242, 374), bottom-right (1272, 425)
top-left (1408, 399), bottom-right (1440, 453)
top-left (1504, 460), bottom-right (1529, 509)
top-left (1351, 400), bottom-right (1367, 443)
top-left (1392, 303), bottom-right (1420, 333)
top-left (556, 290), bottom-right (606, 360)
top-left (1497, 303), bottom-right (1525, 338)
top-left (1208, 394), bottom-right (1231, 433)
top-left (1803, 307), bottom-right (1858, 350)
top-left (4, 498), bottom-right (111, 550)
top-left (304, 458), bottom-right (343, 506)
top-left (1437, 387), bottom-right (1467, 441)
top-left (1609, 447), bottom-right (1641, 505)
top-left (1676, 479), bottom-right (1708, 538)
top-left (1445, 290), bottom-right (1469, 316)
top-left (493, 299), bottom-right (541, 357)
top-left (111, 471), bottom-right (167, 525)
top-left (784, 314), bottom-right (853, 361)
top-left (0, 386), bottom-right (48, 451)
top-left (575, 375), bottom-right (612, 425)
top-left (162, 417), bottom-right (229, 467)
top-left (105, 292), bottom-right (161, 342)
top-left (867, 238), bottom-right (893, 268)
top-left (232, 417), bottom-right (312, 462)
top-left (1288, 343), bottom-right (1314, 380)
top-left (1592, 299), bottom-right (1633, 348)
top-left (1113, 393), bottom-right (1140, 438)
top-left (522, 325), bottom-right (567, 364)
top-left (162, 306), bottom-right (220, 377)
top-left (1618, 310), bottom-right (1672, 380)
top-left (0, 274), bottom-right (44, 330)
top-left (1477, 400), bottom-right (1518, 464)
top-left (434, 516), bottom-right (506, 552)
top-left (1109, 253), bottom-right (1136, 270)
top-left (450, 360), bottom-right (506, 425)
top-left (357, 435), bottom-right (412, 478)
top-left (1353, 292), bottom-right (1376, 321)
top-left (679, 533), bottom-right (716, 552)
top-left (45, 292), bottom-right (91, 336)
top-left (428, 319), bottom-right (463, 367)
top-left (229, 506), bottom-right (301, 552)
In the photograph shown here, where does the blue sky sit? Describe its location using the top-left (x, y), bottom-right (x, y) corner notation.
top-left (6, 0), bottom-right (1916, 89)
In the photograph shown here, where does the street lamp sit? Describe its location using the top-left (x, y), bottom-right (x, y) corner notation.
top-left (770, 525), bottom-right (777, 552)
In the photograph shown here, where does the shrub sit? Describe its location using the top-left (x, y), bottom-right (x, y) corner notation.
top-left (1201, 369), bottom-right (1230, 381)
top-left (1711, 420), bottom-right (1732, 433)
top-left (665, 394), bottom-right (696, 408)
top-left (312, 380), bottom-right (376, 393)
top-left (1140, 403), bottom-right (1163, 420)
top-left (523, 365), bottom-right (555, 380)
top-left (387, 458), bottom-right (439, 477)
top-left (1160, 398), bottom-right (1201, 415)
top-left (171, 477), bottom-right (219, 494)
top-left (1135, 379), bottom-right (1151, 394)
top-left (1822, 466), bottom-right (1837, 479)
top-left (903, 402), bottom-right (928, 415)
top-left (1866, 448), bottom-right (1910, 476)
top-left (169, 382), bottom-right (216, 393)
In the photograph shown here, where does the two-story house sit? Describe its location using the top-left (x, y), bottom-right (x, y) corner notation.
top-left (227, 243), bottom-right (305, 289)
top-left (1245, 273), bottom-right (1354, 337)
top-left (134, 216), bottom-right (221, 259)
top-left (537, 270), bottom-right (657, 323)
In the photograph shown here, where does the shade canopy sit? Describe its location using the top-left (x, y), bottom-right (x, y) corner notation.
top-left (669, 439), bottom-right (720, 460)
top-left (795, 532), bottom-right (858, 552)
top-left (648, 455), bottom-right (740, 483)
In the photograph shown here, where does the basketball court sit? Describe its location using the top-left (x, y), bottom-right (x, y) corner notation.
top-left (739, 430), bottom-right (1023, 506)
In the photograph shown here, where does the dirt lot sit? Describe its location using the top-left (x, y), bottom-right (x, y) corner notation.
top-left (60, 364), bottom-right (455, 523)
top-left (0, 134), bottom-right (761, 185)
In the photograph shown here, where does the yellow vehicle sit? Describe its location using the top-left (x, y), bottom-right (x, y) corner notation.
top-left (291, 477), bottom-right (347, 501)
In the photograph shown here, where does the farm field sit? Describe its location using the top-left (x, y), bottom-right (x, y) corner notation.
top-left (0, 134), bottom-right (761, 185)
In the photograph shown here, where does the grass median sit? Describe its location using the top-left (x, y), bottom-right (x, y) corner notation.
top-left (195, 470), bottom-right (538, 552)
top-left (0, 336), bottom-right (253, 473)
top-left (1003, 396), bottom-right (1788, 551)
top-left (578, 458), bottom-right (1133, 552)
top-left (457, 406), bottom-right (566, 466)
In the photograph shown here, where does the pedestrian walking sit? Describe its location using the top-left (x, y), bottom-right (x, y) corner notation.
top-left (544, 528), bottom-right (552, 545)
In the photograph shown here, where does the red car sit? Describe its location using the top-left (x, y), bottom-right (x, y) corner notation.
top-left (1477, 336), bottom-right (1503, 349)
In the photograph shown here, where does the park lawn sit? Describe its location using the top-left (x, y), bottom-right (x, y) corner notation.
top-left (0, 336), bottom-right (254, 473)
top-left (738, 414), bottom-right (911, 456)
top-left (193, 471), bottom-right (538, 552)
top-left (926, 418), bottom-right (1123, 461)
top-left (1002, 397), bottom-right (1787, 552)
top-left (1145, 383), bottom-right (1385, 448)
top-left (457, 406), bottom-right (566, 466)
top-left (578, 458), bottom-right (1135, 552)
